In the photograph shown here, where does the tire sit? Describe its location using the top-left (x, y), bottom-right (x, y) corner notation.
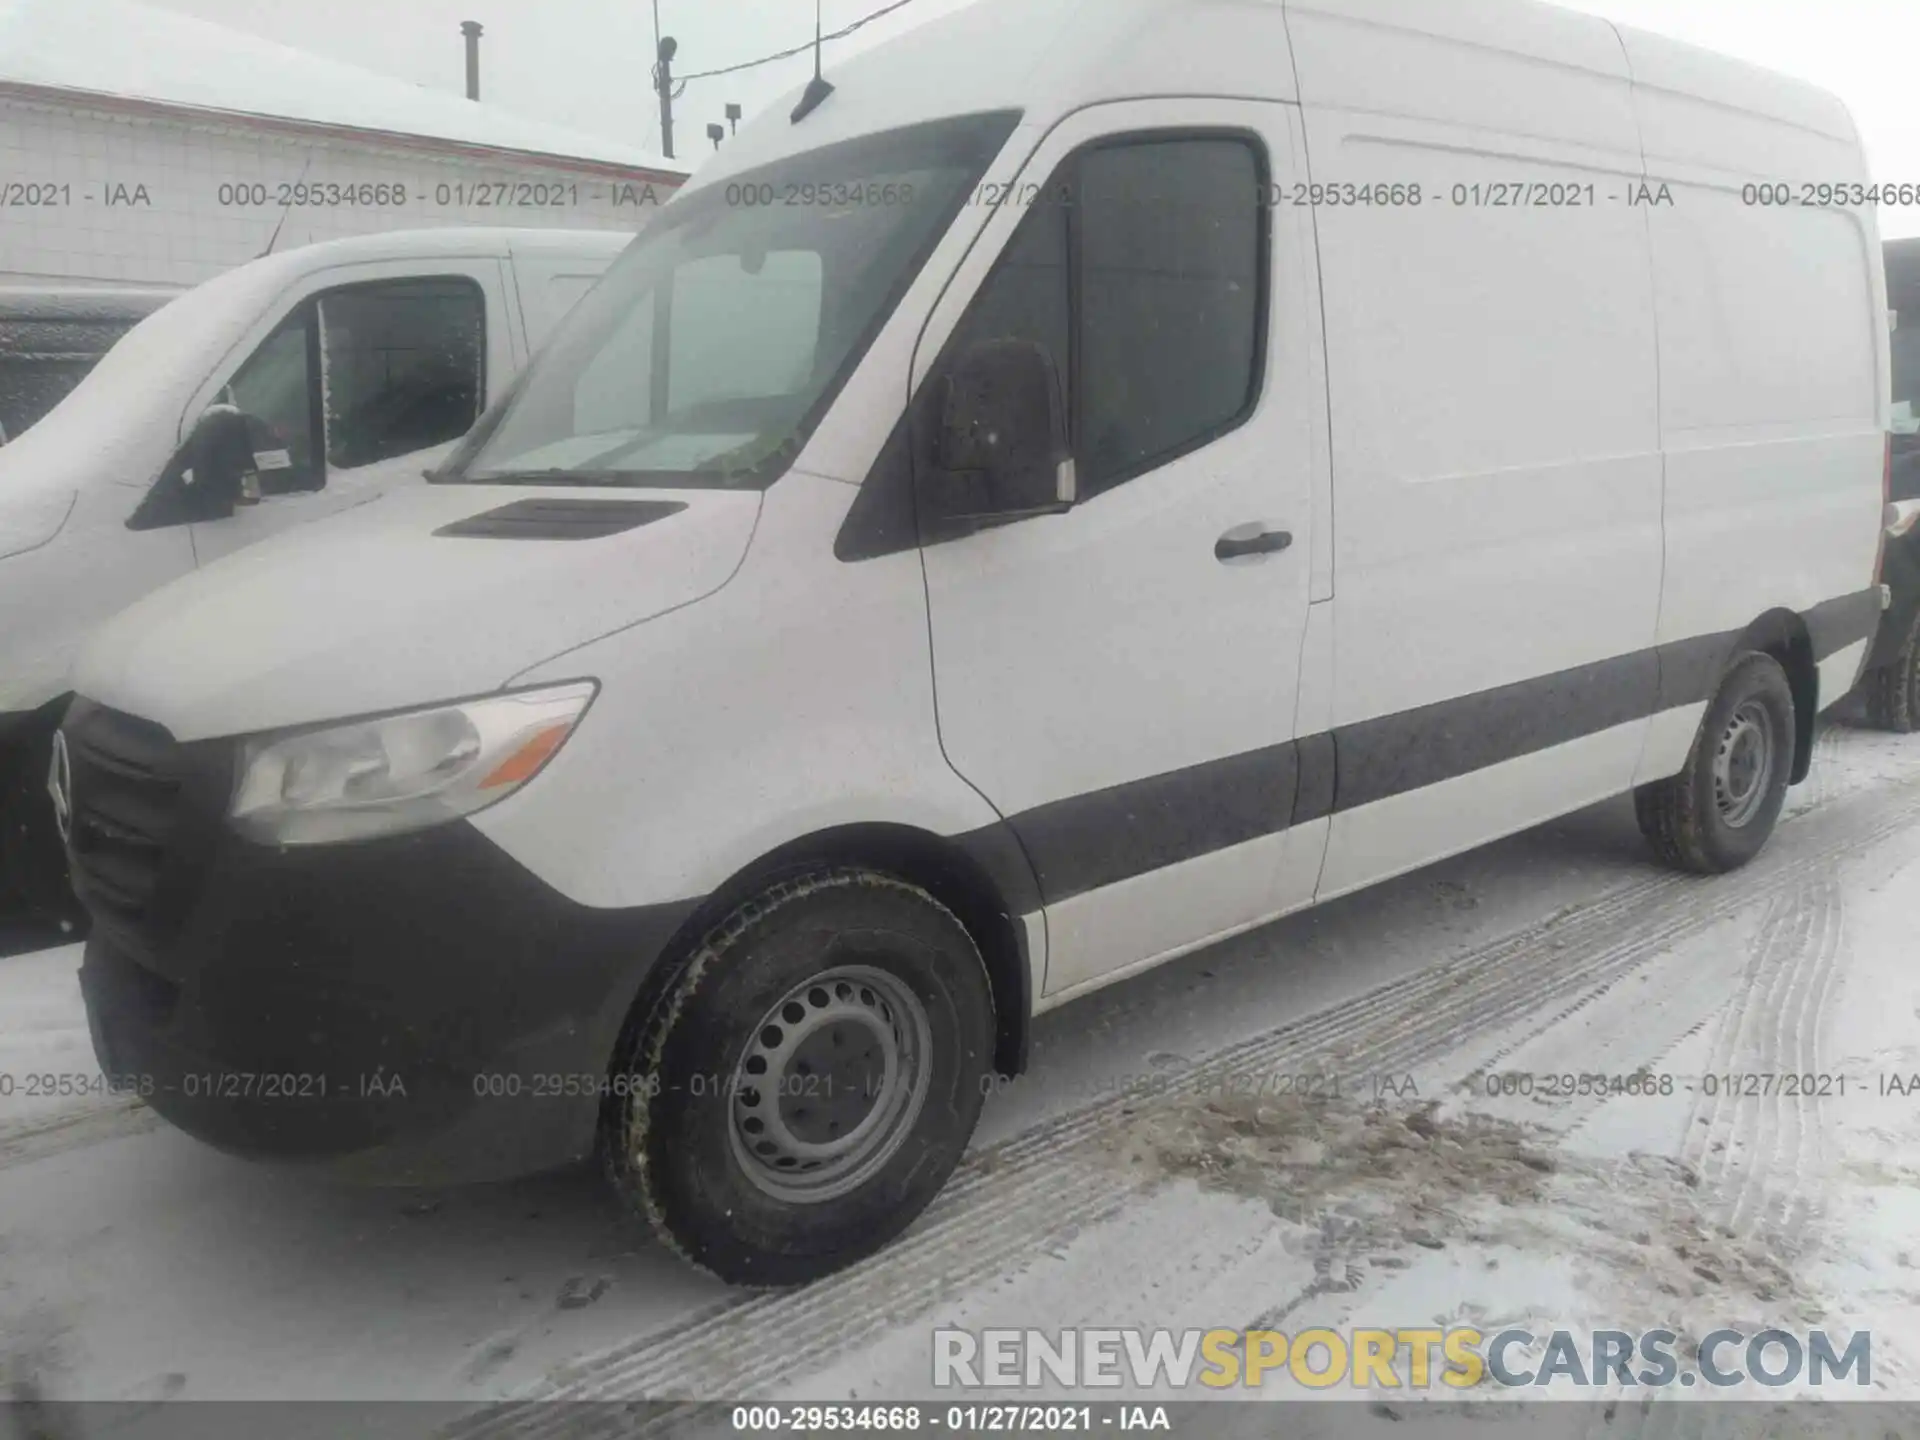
top-left (1863, 610), bottom-right (1920, 734)
top-left (605, 867), bottom-right (995, 1287)
top-left (1636, 650), bottom-right (1796, 875)
top-left (0, 723), bottom-right (84, 932)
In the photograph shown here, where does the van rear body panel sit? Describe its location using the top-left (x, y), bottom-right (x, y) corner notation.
top-left (1618, 24), bottom-right (1888, 775)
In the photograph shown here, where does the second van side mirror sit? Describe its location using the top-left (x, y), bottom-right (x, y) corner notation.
top-left (930, 338), bottom-right (1076, 525)
top-left (128, 406), bottom-right (258, 530)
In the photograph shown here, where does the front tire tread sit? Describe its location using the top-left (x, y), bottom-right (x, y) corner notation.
top-left (606, 866), bottom-right (983, 1288)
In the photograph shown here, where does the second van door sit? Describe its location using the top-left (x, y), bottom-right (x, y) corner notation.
top-left (913, 101), bottom-right (1328, 999)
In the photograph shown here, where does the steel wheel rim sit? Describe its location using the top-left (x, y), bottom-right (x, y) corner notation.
top-left (1713, 699), bottom-right (1775, 828)
top-left (728, 963), bottom-right (932, 1204)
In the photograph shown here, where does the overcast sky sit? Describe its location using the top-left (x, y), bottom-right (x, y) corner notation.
top-left (147, 0), bottom-right (1920, 236)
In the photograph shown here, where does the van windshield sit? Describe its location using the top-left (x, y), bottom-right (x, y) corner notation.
top-left (447, 111), bottom-right (1019, 490)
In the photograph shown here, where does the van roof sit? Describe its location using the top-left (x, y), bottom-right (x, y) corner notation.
top-left (683, 0), bottom-right (1861, 195)
top-left (243, 226), bottom-right (636, 276)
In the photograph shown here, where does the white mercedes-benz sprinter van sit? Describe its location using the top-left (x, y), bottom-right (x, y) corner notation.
top-left (0, 228), bottom-right (632, 922)
top-left (60, 0), bottom-right (1889, 1286)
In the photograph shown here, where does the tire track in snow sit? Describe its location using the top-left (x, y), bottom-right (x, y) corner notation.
top-left (1681, 874), bottom-right (1844, 1253)
top-left (1452, 928), bottom-right (1750, 1140)
top-left (442, 766), bottom-right (1920, 1436)
top-left (1799, 718), bottom-right (1847, 812)
top-left (0, 1099), bottom-right (156, 1171)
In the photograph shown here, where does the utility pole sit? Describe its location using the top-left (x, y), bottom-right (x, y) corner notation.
top-left (653, 0), bottom-right (677, 159)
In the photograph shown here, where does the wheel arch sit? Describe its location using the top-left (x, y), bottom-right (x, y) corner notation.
top-left (1730, 609), bottom-right (1818, 784)
top-left (0, 691), bottom-right (74, 751)
top-left (614, 821), bottom-right (1038, 1086)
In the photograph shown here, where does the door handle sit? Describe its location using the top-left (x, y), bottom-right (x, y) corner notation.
top-left (1215, 525), bottom-right (1293, 562)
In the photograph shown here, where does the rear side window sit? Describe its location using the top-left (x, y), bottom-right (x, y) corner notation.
top-left (939, 133), bottom-right (1266, 498)
top-left (0, 313), bottom-right (143, 442)
top-left (321, 277), bottom-right (485, 469)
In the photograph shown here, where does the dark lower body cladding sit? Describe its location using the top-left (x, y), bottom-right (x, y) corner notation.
top-left (77, 792), bottom-right (691, 1186)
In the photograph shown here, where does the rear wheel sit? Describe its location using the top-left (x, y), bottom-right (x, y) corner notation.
top-left (1863, 610), bottom-right (1920, 734)
top-left (1637, 651), bottom-right (1795, 875)
top-left (605, 868), bottom-right (994, 1287)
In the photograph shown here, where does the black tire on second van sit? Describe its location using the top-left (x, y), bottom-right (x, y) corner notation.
top-left (1862, 610), bottom-right (1920, 734)
top-left (1636, 650), bottom-right (1796, 875)
top-left (605, 867), bottom-right (994, 1287)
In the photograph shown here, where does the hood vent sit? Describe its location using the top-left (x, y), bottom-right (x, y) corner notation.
top-left (435, 497), bottom-right (687, 540)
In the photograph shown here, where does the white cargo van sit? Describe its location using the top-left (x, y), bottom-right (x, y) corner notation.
top-left (60, 0), bottom-right (1888, 1286)
top-left (0, 227), bottom-right (632, 920)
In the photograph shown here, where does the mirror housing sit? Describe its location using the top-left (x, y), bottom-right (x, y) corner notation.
top-left (930, 338), bottom-right (1075, 526)
top-left (128, 405), bottom-right (259, 530)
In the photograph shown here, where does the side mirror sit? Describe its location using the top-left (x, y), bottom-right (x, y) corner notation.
top-left (128, 406), bottom-right (258, 530)
top-left (930, 338), bottom-right (1075, 525)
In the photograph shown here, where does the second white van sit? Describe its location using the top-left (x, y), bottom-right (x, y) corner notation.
top-left (0, 227), bottom-right (633, 922)
top-left (60, 0), bottom-right (1889, 1286)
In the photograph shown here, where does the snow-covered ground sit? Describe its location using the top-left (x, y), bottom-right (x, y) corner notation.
top-left (5, 721), bottom-right (1920, 1433)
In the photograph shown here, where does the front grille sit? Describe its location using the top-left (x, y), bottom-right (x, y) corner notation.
top-left (63, 700), bottom-right (184, 942)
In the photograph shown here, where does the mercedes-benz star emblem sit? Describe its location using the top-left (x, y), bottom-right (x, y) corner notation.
top-left (46, 730), bottom-right (73, 845)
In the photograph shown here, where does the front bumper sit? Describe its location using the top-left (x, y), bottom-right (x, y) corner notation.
top-left (66, 698), bottom-right (694, 1185)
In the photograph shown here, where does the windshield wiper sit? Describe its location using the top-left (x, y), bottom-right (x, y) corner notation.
top-left (452, 468), bottom-right (650, 487)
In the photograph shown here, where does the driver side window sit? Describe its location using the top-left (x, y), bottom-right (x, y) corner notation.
top-left (213, 274), bottom-right (488, 498)
top-left (934, 133), bottom-right (1265, 500)
top-left (222, 306), bottom-right (320, 495)
top-left (320, 277), bottom-right (485, 470)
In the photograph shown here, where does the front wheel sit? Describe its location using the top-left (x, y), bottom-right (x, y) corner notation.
top-left (605, 868), bottom-right (994, 1287)
top-left (1636, 650), bottom-right (1795, 875)
top-left (1863, 610), bottom-right (1920, 734)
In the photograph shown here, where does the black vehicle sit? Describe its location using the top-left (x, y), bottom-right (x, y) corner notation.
top-left (1862, 238), bottom-right (1920, 730)
top-left (0, 286), bottom-right (178, 446)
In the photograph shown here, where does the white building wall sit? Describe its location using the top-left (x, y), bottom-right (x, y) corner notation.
top-left (0, 93), bottom-right (679, 289)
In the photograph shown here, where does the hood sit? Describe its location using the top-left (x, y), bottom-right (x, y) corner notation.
top-left (72, 481), bottom-right (761, 740)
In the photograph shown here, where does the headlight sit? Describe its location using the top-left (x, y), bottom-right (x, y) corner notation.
top-left (229, 681), bottom-right (596, 846)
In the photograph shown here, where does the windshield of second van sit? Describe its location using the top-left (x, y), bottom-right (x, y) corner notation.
top-left (450, 110), bottom-right (1020, 490)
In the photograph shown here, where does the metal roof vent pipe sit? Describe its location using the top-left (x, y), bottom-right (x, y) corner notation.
top-left (461, 21), bottom-right (483, 101)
